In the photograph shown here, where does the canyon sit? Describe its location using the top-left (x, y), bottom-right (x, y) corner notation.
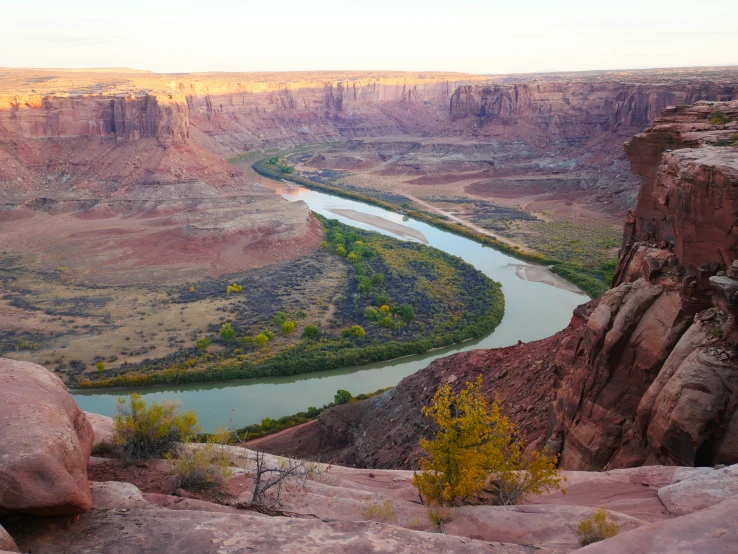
top-left (1, 65), bottom-right (737, 394)
top-left (1, 65), bottom-right (738, 552)
top-left (253, 100), bottom-right (738, 473)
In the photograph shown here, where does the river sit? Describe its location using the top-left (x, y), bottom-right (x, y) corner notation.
top-left (72, 163), bottom-right (587, 431)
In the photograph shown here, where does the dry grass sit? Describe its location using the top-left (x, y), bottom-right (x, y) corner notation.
top-left (305, 461), bottom-right (339, 486)
top-left (428, 506), bottom-right (453, 531)
top-left (576, 508), bottom-right (619, 546)
top-left (361, 497), bottom-right (397, 523)
top-left (168, 442), bottom-right (234, 491)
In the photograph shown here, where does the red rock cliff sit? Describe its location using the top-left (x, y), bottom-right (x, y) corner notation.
top-left (0, 93), bottom-right (189, 144)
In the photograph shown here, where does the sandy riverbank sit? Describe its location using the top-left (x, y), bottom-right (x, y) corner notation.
top-left (328, 208), bottom-right (428, 243)
top-left (512, 264), bottom-right (587, 294)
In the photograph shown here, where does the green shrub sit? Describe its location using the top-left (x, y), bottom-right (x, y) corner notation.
top-left (272, 312), bottom-right (290, 326)
top-left (379, 316), bottom-right (395, 329)
top-left (364, 307), bottom-right (379, 321)
top-left (196, 338), bottom-right (211, 351)
top-left (375, 293), bottom-right (391, 305)
top-left (715, 133), bottom-right (738, 147)
top-left (709, 110), bottom-right (730, 125)
top-left (220, 324), bottom-right (236, 345)
top-left (343, 325), bottom-right (366, 337)
top-left (397, 304), bottom-right (415, 322)
top-left (334, 389), bottom-right (352, 404)
top-left (113, 394), bottom-right (199, 461)
top-left (263, 330), bottom-right (274, 340)
top-left (302, 325), bottom-right (320, 339)
top-left (335, 246), bottom-right (347, 257)
top-left (95, 361), bottom-right (106, 372)
top-left (371, 273), bottom-right (385, 285)
top-left (576, 508), bottom-right (619, 546)
top-left (254, 334), bottom-right (269, 348)
top-left (357, 277), bottom-right (372, 293)
top-left (347, 252), bottom-right (361, 263)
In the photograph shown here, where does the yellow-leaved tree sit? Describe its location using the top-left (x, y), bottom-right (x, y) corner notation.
top-left (412, 376), bottom-right (564, 506)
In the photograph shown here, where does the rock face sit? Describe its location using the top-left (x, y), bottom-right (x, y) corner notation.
top-left (0, 358), bottom-right (94, 515)
top-left (0, 68), bottom-right (485, 165)
top-left (622, 101), bottom-right (738, 278)
top-left (0, 75), bottom-right (327, 286)
top-left (267, 101), bottom-right (738, 472)
top-left (547, 101), bottom-right (738, 470)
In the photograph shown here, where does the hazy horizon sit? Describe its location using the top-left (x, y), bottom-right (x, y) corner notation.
top-left (2, 63), bottom-right (738, 77)
top-left (2, 0), bottom-right (737, 75)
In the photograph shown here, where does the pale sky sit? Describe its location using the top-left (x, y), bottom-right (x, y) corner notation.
top-left (2, 0), bottom-right (737, 74)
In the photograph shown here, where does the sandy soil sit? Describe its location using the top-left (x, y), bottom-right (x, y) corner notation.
top-left (328, 209), bottom-right (428, 243)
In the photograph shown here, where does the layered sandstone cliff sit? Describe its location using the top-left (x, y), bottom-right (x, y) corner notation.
top-left (255, 101), bottom-right (738, 471)
top-left (0, 68), bottom-right (484, 164)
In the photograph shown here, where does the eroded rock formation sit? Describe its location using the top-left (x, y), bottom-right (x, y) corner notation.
top-left (257, 101), bottom-right (738, 471)
top-left (549, 101), bottom-right (738, 470)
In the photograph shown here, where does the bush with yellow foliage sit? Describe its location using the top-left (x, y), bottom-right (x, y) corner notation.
top-left (226, 282), bottom-right (243, 295)
top-left (412, 376), bottom-right (564, 506)
top-left (113, 394), bottom-right (199, 461)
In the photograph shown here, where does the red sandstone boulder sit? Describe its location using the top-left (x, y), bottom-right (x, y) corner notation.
top-left (0, 358), bottom-right (94, 515)
top-left (85, 412), bottom-right (114, 445)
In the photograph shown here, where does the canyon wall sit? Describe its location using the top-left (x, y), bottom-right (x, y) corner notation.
top-left (0, 70), bottom-right (487, 194)
top-left (446, 81), bottom-right (738, 151)
top-left (0, 93), bottom-right (189, 144)
top-left (256, 101), bottom-right (738, 471)
top-left (2, 67), bottom-right (738, 199)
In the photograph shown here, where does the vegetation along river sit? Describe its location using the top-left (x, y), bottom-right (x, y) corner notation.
top-left (73, 162), bottom-right (587, 431)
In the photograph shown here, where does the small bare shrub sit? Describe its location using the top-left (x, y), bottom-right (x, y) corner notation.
top-left (247, 451), bottom-right (320, 509)
top-left (576, 508), bottom-right (619, 546)
top-left (361, 497), bottom-right (396, 523)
